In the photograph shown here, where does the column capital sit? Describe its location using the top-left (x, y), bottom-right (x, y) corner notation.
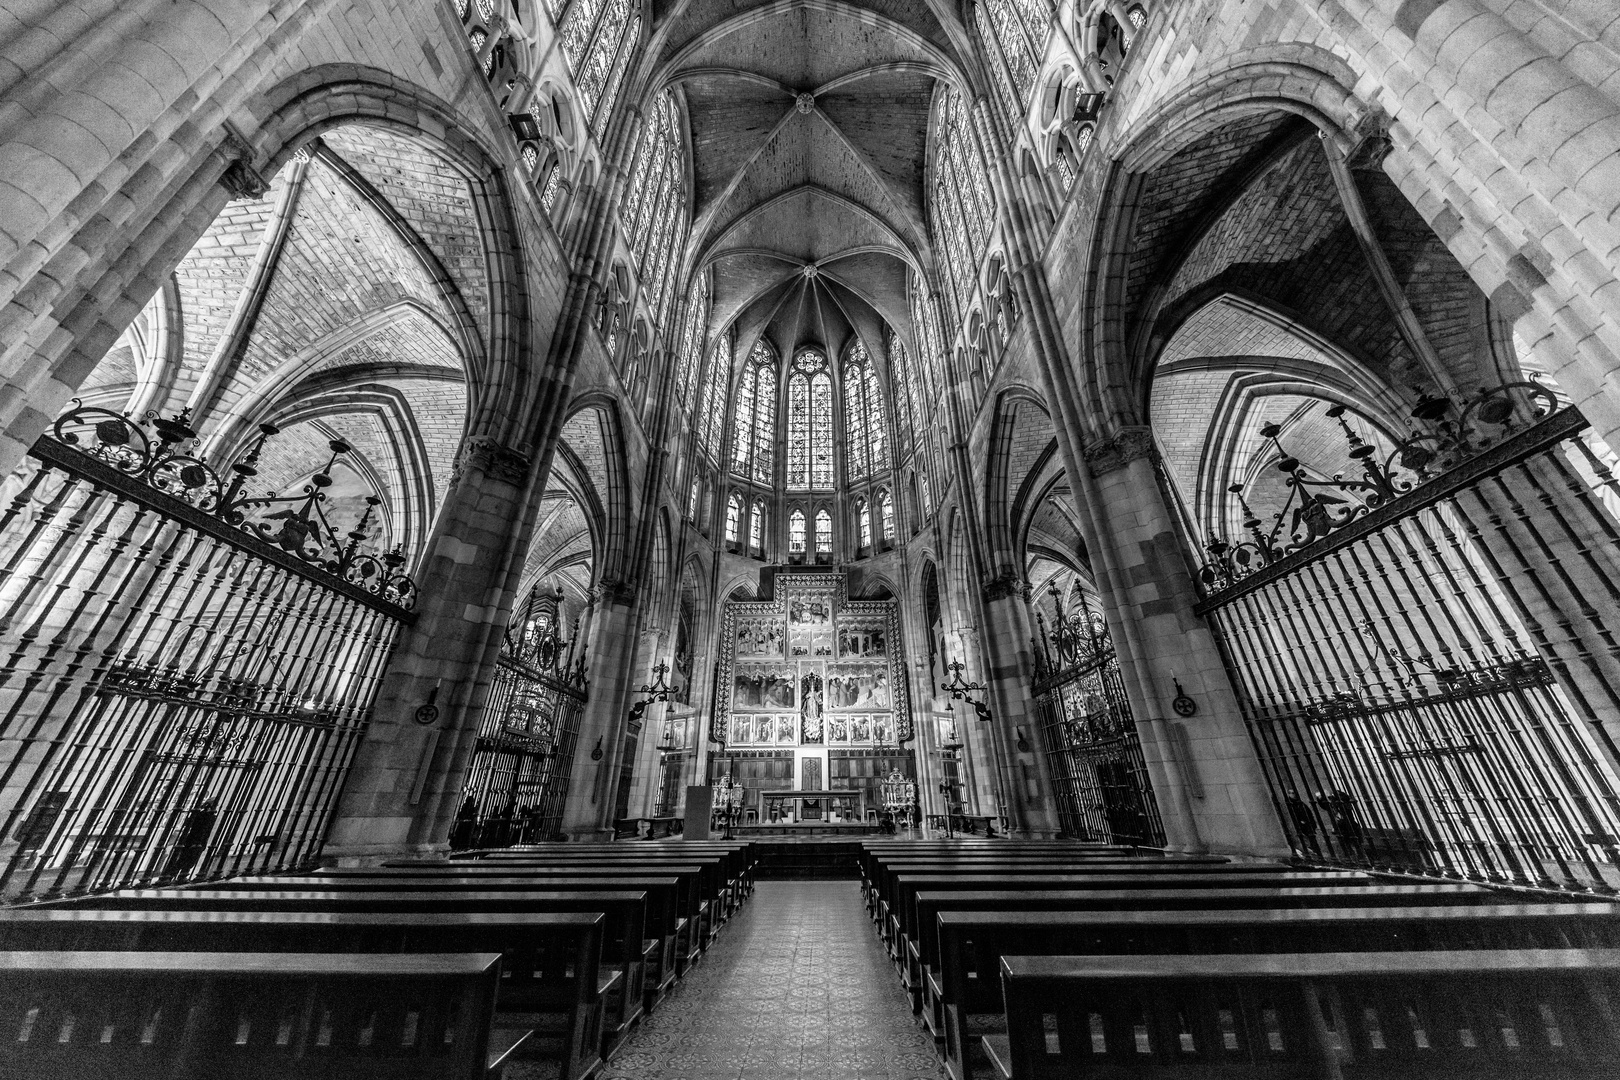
top-left (454, 435), bottom-right (530, 486)
top-left (1082, 426), bottom-right (1154, 477)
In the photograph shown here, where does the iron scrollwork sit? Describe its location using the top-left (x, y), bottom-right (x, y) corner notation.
top-left (52, 402), bottom-right (417, 607)
top-left (1199, 382), bottom-right (1561, 593)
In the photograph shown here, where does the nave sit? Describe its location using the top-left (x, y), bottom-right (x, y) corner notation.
top-left (5, 836), bottom-right (1620, 1079)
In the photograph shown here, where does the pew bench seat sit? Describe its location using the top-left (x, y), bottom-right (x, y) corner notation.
top-left (0, 951), bottom-right (506, 1080)
top-left (991, 949), bottom-right (1620, 1080)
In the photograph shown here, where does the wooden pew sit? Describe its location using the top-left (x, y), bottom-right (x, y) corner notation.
top-left (881, 870), bottom-right (1374, 959)
top-left (0, 951), bottom-right (506, 1080)
top-left (989, 949), bottom-right (1620, 1080)
top-left (936, 904), bottom-right (1620, 1080)
top-left (0, 908), bottom-right (607, 1080)
top-left (251, 871), bottom-right (694, 998)
top-left (55, 888), bottom-right (652, 1057)
top-left (462, 852), bottom-right (739, 935)
top-left (862, 856), bottom-right (1262, 920)
top-left (907, 883), bottom-right (1495, 1001)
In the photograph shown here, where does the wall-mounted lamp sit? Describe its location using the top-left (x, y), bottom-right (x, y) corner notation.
top-left (940, 659), bottom-right (992, 722)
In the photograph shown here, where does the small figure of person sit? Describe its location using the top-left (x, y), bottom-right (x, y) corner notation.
top-left (1316, 789), bottom-right (1364, 855)
top-left (162, 796), bottom-right (218, 882)
top-left (1285, 789), bottom-right (1320, 854)
top-left (449, 795), bottom-right (480, 850)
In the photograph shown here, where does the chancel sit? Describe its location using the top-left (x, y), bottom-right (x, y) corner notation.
top-left (3, 0), bottom-right (1620, 1076)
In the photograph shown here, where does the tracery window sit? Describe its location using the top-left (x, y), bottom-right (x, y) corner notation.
top-left (539, 164), bottom-right (562, 213)
top-left (857, 498), bottom-right (872, 550)
top-left (930, 90), bottom-right (997, 329)
top-left (688, 479), bottom-right (701, 522)
top-left (789, 509), bottom-right (807, 555)
top-left (676, 274), bottom-right (708, 414)
top-left (731, 339), bottom-right (777, 483)
top-left (815, 509), bottom-right (833, 556)
top-left (879, 490), bottom-right (895, 541)
top-left (695, 331), bottom-right (730, 464)
top-left (887, 329), bottom-right (918, 462)
top-left (786, 348), bottom-right (833, 490)
top-left (843, 340), bottom-right (889, 480)
top-left (558, 0), bottom-right (640, 134)
top-left (750, 499), bottom-right (766, 552)
top-left (975, 0), bottom-right (1052, 126)
top-left (725, 494), bottom-right (741, 544)
top-left (620, 93), bottom-right (689, 328)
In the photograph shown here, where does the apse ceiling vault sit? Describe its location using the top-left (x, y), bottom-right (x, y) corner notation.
top-left (654, 0), bottom-right (958, 360)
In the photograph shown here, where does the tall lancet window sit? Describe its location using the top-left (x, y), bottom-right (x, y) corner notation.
top-left (975, 0), bottom-right (1052, 125)
top-left (725, 494), bottom-right (742, 544)
top-left (620, 94), bottom-right (689, 328)
top-left (731, 338), bottom-right (777, 482)
top-left (789, 509), bottom-right (807, 555)
top-left (879, 490), bottom-right (895, 541)
top-left (695, 330), bottom-right (730, 464)
top-left (815, 508), bottom-right (833, 556)
top-left (930, 90), bottom-right (996, 328)
top-left (843, 340), bottom-right (888, 481)
top-left (787, 348), bottom-right (833, 490)
top-left (558, 0), bottom-right (640, 134)
top-left (750, 499), bottom-right (766, 552)
top-left (675, 274), bottom-right (708, 414)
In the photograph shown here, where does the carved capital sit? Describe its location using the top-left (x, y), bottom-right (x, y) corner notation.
top-left (218, 126), bottom-right (268, 201)
top-left (980, 571), bottom-right (1025, 602)
top-left (1083, 426), bottom-right (1154, 478)
top-left (594, 577), bottom-right (638, 605)
top-left (1344, 109), bottom-right (1393, 172)
top-left (454, 435), bottom-right (530, 486)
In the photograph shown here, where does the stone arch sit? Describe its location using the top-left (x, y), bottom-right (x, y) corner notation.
top-left (0, 67), bottom-right (535, 478)
top-left (560, 394), bottom-right (636, 585)
top-left (982, 387), bottom-right (1052, 583)
top-left (1074, 49), bottom-right (1375, 435)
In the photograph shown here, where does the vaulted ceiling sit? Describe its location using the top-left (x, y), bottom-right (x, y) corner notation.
top-left (651, 0), bottom-right (964, 366)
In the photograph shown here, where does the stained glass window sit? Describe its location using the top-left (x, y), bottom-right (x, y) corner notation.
top-left (695, 331), bottom-right (730, 464)
top-left (789, 509), bottom-right (806, 554)
top-left (688, 480), bottom-right (701, 522)
top-left (930, 90), bottom-right (998, 328)
top-left (879, 490), bottom-right (895, 540)
top-left (919, 466), bottom-right (933, 517)
top-left (815, 509), bottom-right (833, 554)
top-left (976, 0), bottom-right (1051, 127)
top-left (787, 349), bottom-right (832, 490)
top-left (676, 274), bottom-right (708, 414)
top-left (540, 164), bottom-right (562, 213)
top-left (623, 94), bottom-right (688, 331)
top-left (725, 494), bottom-right (741, 544)
top-left (750, 499), bottom-right (765, 551)
top-left (857, 498), bottom-right (872, 549)
top-left (732, 338), bottom-right (777, 482)
top-left (887, 329), bottom-right (917, 461)
top-left (843, 340), bottom-right (888, 481)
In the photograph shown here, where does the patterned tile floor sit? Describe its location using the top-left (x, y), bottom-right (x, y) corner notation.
top-left (600, 881), bottom-right (944, 1080)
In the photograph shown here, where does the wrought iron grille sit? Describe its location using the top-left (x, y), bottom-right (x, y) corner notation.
top-left (0, 406), bottom-right (416, 901)
top-left (451, 624), bottom-right (587, 847)
top-left (1192, 385), bottom-right (1620, 893)
top-left (1031, 590), bottom-right (1166, 847)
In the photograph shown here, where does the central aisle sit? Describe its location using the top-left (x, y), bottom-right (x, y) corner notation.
top-left (600, 881), bottom-right (942, 1080)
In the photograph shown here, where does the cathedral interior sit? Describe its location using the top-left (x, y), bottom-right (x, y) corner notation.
top-left (3, 0), bottom-right (1620, 1075)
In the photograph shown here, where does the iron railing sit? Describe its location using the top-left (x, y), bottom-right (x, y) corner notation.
top-left (0, 406), bottom-right (415, 901)
top-left (1193, 385), bottom-right (1620, 893)
top-left (1031, 590), bottom-right (1166, 847)
top-left (451, 625), bottom-right (587, 847)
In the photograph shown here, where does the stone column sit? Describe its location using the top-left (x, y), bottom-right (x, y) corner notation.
top-left (975, 577), bottom-right (1062, 836)
top-left (1077, 432), bottom-right (1289, 856)
top-left (322, 436), bottom-right (537, 861)
top-left (559, 584), bottom-right (639, 839)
